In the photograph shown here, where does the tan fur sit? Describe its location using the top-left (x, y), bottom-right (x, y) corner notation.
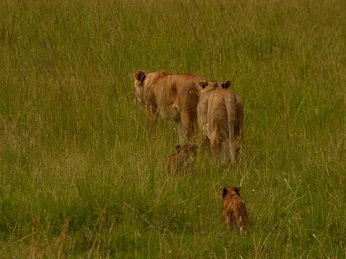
top-left (166, 144), bottom-right (198, 172)
top-left (133, 70), bottom-right (205, 144)
top-left (197, 81), bottom-right (243, 164)
top-left (220, 186), bottom-right (248, 233)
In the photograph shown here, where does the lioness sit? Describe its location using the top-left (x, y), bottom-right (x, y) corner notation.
top-left (133, 70), bottom-right (205, 144)
top-left (220, 186), bottom-right (248, 233)
top-left (166, 144), bottom-right (198, 172)
top-left (197, 81), bottom-right (243, 164)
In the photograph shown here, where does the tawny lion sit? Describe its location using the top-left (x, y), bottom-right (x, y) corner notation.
top-left (133, 70), bottom-right (205, 144)
top-left (166, 144), bottom-right (198, 172)
top-left (220, 186), bottom-right (248, 233)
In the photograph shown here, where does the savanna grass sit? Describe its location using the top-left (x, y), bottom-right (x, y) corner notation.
top-left (0, 0), bottom-right (345, 257)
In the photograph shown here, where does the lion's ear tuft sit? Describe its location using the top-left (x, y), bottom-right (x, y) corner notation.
top-left (134, 70), bottom-right (146, 83)
top-left (221, 80), bottom-right (232, 89)
top-left (199, 81), bottom-right (208, 89)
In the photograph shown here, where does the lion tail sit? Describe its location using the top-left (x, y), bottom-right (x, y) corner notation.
top-left (224, 93), bottom-right (237, 164)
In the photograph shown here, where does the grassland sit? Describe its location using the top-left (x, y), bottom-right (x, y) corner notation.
top-left (0, 0), bottom-right (345, 257)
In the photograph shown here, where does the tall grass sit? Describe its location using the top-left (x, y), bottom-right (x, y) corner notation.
top-left (0, 0), bottom-right (345, 257)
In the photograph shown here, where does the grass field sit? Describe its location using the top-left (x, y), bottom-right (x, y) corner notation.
top-left (0, 0), bottom-right (345, 257)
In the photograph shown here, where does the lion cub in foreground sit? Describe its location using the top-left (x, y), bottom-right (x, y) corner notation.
top-left (166, 144), bottom-right (197, 172)
top-left (220, 186), bottom-right (248, 233)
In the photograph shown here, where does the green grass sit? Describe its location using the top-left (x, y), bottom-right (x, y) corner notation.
top-left (0, 0), bottom-right (345, 257)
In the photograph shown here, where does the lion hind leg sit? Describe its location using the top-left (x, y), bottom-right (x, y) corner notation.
top-left (236, 210), bottom-right (247, 234)
top-left (179, 113), bottom-right (195, 144)
top-left (175, 121), bottom-right (187, 145)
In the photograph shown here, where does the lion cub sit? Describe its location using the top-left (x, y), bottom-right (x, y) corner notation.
top-left (220, 186), bottom-right (248, 233)
top-left (166, 144), bottom-right (197, 172)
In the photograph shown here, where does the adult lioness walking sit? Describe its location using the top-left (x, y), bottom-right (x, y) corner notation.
top-left (197, 81), bottom-right (243, 164)
top-left (133, 70), bottom-right (204, 144)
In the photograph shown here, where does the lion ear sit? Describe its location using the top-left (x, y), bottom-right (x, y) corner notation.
top-left (134, 70), bottom-right (146, 83)
top-left (220, 186), bottom-right (228, 198)
top-left (175, 145), bottom-right (181, 153)
top-left (235, 186), bottom-right (241, 194)
top-left (199, 81), bottom-right (208, 89)
top-left (221, 80), bottom-right (232, 89)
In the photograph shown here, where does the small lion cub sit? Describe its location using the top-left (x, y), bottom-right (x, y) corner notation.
top-left (166, 144), bottom-right (197, 172)
top-left (220, 186), bottom-right (248, 233)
